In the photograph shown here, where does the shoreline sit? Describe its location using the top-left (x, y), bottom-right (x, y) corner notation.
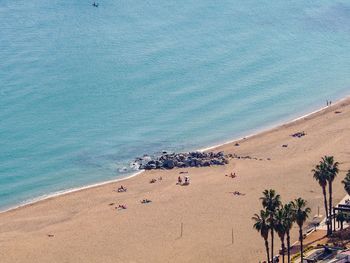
top-left (0, 170), bottom-right (145, 214)
top-left (1, 95), bottom-right (350, 262)
top-left (2, 95), bottom-right (348, 214)
top-left (199, 95), bottom-right (349, 152)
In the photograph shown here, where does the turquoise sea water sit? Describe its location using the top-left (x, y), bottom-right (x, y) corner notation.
top-left (1, 0), bottom-right (350, 210)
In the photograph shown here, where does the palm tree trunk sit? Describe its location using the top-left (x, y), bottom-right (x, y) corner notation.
top-left (329, 182), bottom-right (333, 234)
top-left (287, 231), bottom-right (291, 263)
top-left (271, 229), bottom-right (274, 262)
top-left (265, 238), bottom-right (270, 263)
top-left (322, 186), bottom-right (330, 235)
top-left (299, 226), bottom-right (303, 263)
top-left (281, 238), bottom-right (285, 263)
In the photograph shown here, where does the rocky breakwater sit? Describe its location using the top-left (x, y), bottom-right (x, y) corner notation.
top-left (135, 151), bottom-right (229, 170)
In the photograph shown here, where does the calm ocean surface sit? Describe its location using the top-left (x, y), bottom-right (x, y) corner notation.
top-left (1, 0), bottom-right (350, 210)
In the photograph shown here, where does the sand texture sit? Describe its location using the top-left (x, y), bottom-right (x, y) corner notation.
top-left (1, 98), bottom-right (350, 263)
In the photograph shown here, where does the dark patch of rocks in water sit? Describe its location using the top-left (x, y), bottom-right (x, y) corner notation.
top-left (134, 151), bottom-right (229, 170)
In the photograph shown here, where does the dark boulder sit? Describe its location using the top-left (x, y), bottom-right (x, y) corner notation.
top-left (163, 159), bottom-right (175, 169)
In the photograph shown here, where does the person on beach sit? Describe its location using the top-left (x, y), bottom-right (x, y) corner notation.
top-left (141, 199), bottom-right (151, 204)
top-left (183, 176), bottom-right (190, 185)
top-left (177, 176), bottom-right (182, 185)
top-left (229, 172), bottom-right (236, 178)
top-left (118, 185), bottom-right (127, 192)
top-left (232, 191), bottom-right (245, 196)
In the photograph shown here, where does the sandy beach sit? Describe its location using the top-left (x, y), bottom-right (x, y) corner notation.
top-left (1, 98), bottom-right (350, 263)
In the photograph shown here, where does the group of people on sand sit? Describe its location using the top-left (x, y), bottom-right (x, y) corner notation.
top-left (225, 172), bottom-right (236, 178)
top-left (114, 184), bottom-right (154, 211)
top-left (115, 186), bottom-right (128, 209)
top-left (177, 175), bottom-right (190, 186)
top-left (150, 177), bottom-right (162, 184)
top-left (224, 171), bottom-right (245, 196)
top-left (115, 172), bottom-right (192, 211)
top-left (115, 198), bottom-right (152, 211)
top-left (116, 204), bottom-right (127, 210)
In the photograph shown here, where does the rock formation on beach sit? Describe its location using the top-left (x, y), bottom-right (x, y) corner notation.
top-left (134, 151), bottom-right (229, 170)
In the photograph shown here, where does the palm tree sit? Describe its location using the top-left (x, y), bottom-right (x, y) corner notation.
top-left (293, 198), bottom-right (311, 263)
top-left (342, 170), bottom-right (350, 195)
top-left (283, 202), bottom-right (295, 263)
top-left (275, 208), bottom-right (287, 263)
top-left (260, 189), bottom-right (281, 261)
top-left (253, 210), bottom-right (271, 263)
top-left (312, 161), bottom-right (329, 234)
top-left (336, 212), bottom-right (345, 230)
top-left (323, 156), bottom-right (339, 233)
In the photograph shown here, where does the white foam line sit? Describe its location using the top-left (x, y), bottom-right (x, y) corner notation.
top-left (0, 170), bottom-right (145, 214)
top-left (198, 131), bottom-right (261, 152)
top-left (2, 96), bottom-right (349, 213)
top-left (198, 96), bottom-right (349, 152)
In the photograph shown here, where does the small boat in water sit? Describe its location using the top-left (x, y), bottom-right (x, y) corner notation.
top-left (92, 2), bottom-right (99, 7)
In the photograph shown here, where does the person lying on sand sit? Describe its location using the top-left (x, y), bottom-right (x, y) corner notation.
top-left (141, 199), bottom-right (152, 204)
top-left (291, 131), bottom-right (306, 138)
top-left (232, 191), bottom-right (245, 196)
top-left (116, 204), bottom-right (127, 210)
top-left (149, 178), bottom-right (157, 184)
top-left (117, 185), bottom-right (127, 192)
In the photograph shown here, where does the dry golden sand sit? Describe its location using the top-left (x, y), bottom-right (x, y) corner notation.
top-left (1, 98), bottom-right (350, 263)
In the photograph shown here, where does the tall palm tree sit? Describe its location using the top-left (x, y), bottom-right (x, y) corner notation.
top-left (323, 156), bottom-right (339, 233)
top-left (293, 198), bottom-right (311, 263)
top-left (275, 208), bottom-right (287, 263)
top-left (312, 161), bottom-right (329, 234)
top-left (283, 202), bottom-right (295, 263)
top-left (342, 170), bottom-right (350, 195)
top-left (252, 210), bottom-right (271, 263)
top-left (260, 189), bottom-right (281, 261)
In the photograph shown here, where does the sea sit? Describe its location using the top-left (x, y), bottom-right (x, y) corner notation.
top-left (1, 0), bottom-right (350, 211)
